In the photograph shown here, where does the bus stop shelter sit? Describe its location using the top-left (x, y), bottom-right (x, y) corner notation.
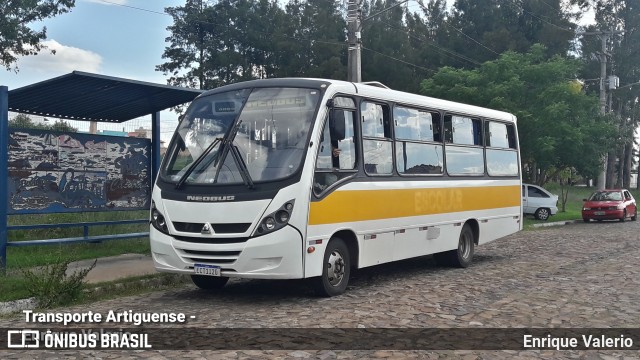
top-left (0, 71), bottom-right (203, 268)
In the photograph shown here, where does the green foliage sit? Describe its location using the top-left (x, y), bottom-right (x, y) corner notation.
top-left (578, 0), bottom-right (640, 188)
top-left (0, 274), bottom-right (31, 302)
top-left (7, 210), bottom-right (149, 270)
top-left (20, 253), bottom-right (96, 309)
top-left (9, 113), bottom-right (78, 132)
top-left (420, 44), bottom-right (617, 184)
top-left (157, 0), bottom-right (582, 94)
top-left (0, 0), bottom-right (75, 71)
top-left (157, 0), bottom-right (347, 90)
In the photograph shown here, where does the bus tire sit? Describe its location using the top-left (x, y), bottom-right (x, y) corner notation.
top-left (434, 224), bottom-right (475, 268)
top-left (313, 237), bottom-right (350, 297)
top-left (191, 275), bottom-right (229, 290)
top-left (452, 224), bottom-right (475, 268)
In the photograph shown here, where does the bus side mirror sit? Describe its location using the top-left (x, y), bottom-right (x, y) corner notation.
top-left (329, 109), bottom-right (346, 141)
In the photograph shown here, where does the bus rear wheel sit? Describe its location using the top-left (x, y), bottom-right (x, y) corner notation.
top-left (434, 224), bottom-right (475, 268)
top-left (191, 275), bottom-right (229, 290)
top-left (313, 237), bottom-right (350, 297)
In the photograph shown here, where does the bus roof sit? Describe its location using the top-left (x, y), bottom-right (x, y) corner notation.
top-left (196, 78), bottom-right (516, 123)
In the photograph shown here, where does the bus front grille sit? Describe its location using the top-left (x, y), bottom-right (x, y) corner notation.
top-left (176, 248), bottom-right (241, 265)
top-left (172, 235), bottom-right (249, 244)
top-left (173, 222), bottom-right (251, 234)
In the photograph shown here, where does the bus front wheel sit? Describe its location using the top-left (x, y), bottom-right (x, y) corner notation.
top-left (313, 237), bottom-right (351, 297)
top-left (191, 275), bottom-right (229, 290)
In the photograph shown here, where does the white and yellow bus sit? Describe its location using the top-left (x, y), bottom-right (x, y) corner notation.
top-left (150, 78), bottom-right (522, 296)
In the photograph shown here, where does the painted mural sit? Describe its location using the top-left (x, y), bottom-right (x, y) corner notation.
top-left (8, 129), bottom-right (151, 214)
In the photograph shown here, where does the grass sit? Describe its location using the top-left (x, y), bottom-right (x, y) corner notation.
top-left (1, 210), bottom-right (152, 305)
top-left (0, 275), bottom-right (31, 302)
top-left (523, 183), bottom-right (640, 229)
top-left (8, 210), bottom-right (148, 241)
top-left (0, 272), bottom-right (189, 309)
top-left (5, 238), bottom-right (150, 270)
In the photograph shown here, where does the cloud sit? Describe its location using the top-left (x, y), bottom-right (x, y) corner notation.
top-left (16, 39), bottom-right (102, 74)
top-left (84, 0), bottom-right (128, 5)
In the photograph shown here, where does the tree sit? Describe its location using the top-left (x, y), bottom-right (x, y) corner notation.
top-left (578, 0), bottom-right (640, 189)
top-left (9, 113), bottom-right (77, 132)
top-left (49, 119), bottom-right (77, 132)
top-left (361, 0), bottom-right (422, 91)
top-left (420, 44), bottom-right (617, 185)
top-left (443, 0), bottom-right (576, 67)
top-left (9, 113), bottom-right (39, 129)
top-left (0, 0), bottom-right (75, 71)
top-left (156, 0), bottom-right (214, 90)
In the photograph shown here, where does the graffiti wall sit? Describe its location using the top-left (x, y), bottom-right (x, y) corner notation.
top-left (8, 129), bottom-right (151, 214)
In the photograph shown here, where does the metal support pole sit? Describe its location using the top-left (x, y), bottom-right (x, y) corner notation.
top-left (151, 111), bottom-right (161, 183)
top-left (596, 34), bottom-right (608, 190)
top-left (347, 0), bottom-right (362, 83)
top-left (0, 86), bottom-right (9, 273)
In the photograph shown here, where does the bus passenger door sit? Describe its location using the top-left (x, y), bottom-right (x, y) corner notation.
top-left (313, 106), bottom-right (357, 195)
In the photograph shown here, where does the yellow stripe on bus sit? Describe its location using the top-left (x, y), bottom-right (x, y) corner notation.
top-left (309, 185), bottom-right (521, 225)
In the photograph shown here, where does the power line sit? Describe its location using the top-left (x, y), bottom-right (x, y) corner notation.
top-left (96, 0), bottom-right (167, 16)
top-left (361, 46), bottom-right (435, 74)
top-left (412, 0), bottom-right (499, 56)
top-left (94, 0), bottom-right (348, 49)
top-left (503, 0), bottom-right (575, 33)
top-left (377, 19), bottom-right (483, 67)
top-left (362, 0), bottom-right (409, 22)
top-left (537, 0), bottom-right (561, 13)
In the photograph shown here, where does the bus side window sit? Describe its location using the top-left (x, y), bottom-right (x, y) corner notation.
top-left (362, 101), bottom-right (393, 175)
top-left (314, 108), bottom-right (356, 194)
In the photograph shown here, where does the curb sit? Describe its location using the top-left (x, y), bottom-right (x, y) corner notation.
top-left (0, 297), bottom-right (38, 316)
top-left (532, 220), bottom-right (580, 228)
top-left (0, 274), bottom-right (185, 316)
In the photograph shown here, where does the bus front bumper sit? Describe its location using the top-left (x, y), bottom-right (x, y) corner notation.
top-left (150, 226), bottom-right (304, 279)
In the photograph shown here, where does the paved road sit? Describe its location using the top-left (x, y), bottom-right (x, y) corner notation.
top-left (2, 220), bottom-right (639, 359)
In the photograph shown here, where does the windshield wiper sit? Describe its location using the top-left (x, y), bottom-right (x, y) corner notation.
top-left (175, 137), bottom-right (221, 189)
top-left (213, 120), bottom-right (255, 189)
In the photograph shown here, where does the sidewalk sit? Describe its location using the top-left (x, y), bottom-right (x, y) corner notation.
top-left (66, 253), bottom-right (157, 284)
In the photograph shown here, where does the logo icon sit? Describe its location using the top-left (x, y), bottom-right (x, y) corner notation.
top-left (201, 223), bottom-right (211, 234)
top-left (7, 330), bottom-right (40, 348)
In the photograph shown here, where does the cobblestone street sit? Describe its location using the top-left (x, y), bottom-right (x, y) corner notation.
top-left (2, 220), bottom-right (639, 359)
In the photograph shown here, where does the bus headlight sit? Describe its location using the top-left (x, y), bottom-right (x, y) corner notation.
top-left (253, 200), bottom-right (295, 237)
top-left (264, 217), bottom-right (276, 230)
top-left (151, 201), bottom-right (169, 235)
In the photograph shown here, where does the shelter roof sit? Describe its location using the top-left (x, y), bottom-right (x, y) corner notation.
top-left (8, 71), bottom-right (203, 123)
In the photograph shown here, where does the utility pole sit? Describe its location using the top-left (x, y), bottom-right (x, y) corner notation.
top-left (347, 0), bottom-right (362, 83)
top-left (578, 30), bottom-right (623, 190)
top-left (346, 0), bottom-right (409, 82)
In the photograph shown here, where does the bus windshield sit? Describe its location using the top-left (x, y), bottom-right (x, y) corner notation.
top-left (161, 87), bottom-right (321, 185)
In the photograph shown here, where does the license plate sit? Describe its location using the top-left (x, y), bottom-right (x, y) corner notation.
top-left (594, 211), bottom-right (605, 216)
top-left (194, 264), bottom-right (221, 276)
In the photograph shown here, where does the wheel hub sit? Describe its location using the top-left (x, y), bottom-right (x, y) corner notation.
top-left (327, 250), bottom-right (345, 286)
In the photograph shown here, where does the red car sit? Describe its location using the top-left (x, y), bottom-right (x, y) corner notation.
top-left (582, 189), bottom-right (637, 223)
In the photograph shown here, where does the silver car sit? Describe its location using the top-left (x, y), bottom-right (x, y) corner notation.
top-left (522, 183), bottom-right (559, 220)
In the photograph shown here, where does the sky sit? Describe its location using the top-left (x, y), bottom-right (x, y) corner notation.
top-left (1, 0), bottom-right (184, 142)
top-left (1, 0), bottom-right (595, 142)
top-left (3, 0), bottom-right (180, 88)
